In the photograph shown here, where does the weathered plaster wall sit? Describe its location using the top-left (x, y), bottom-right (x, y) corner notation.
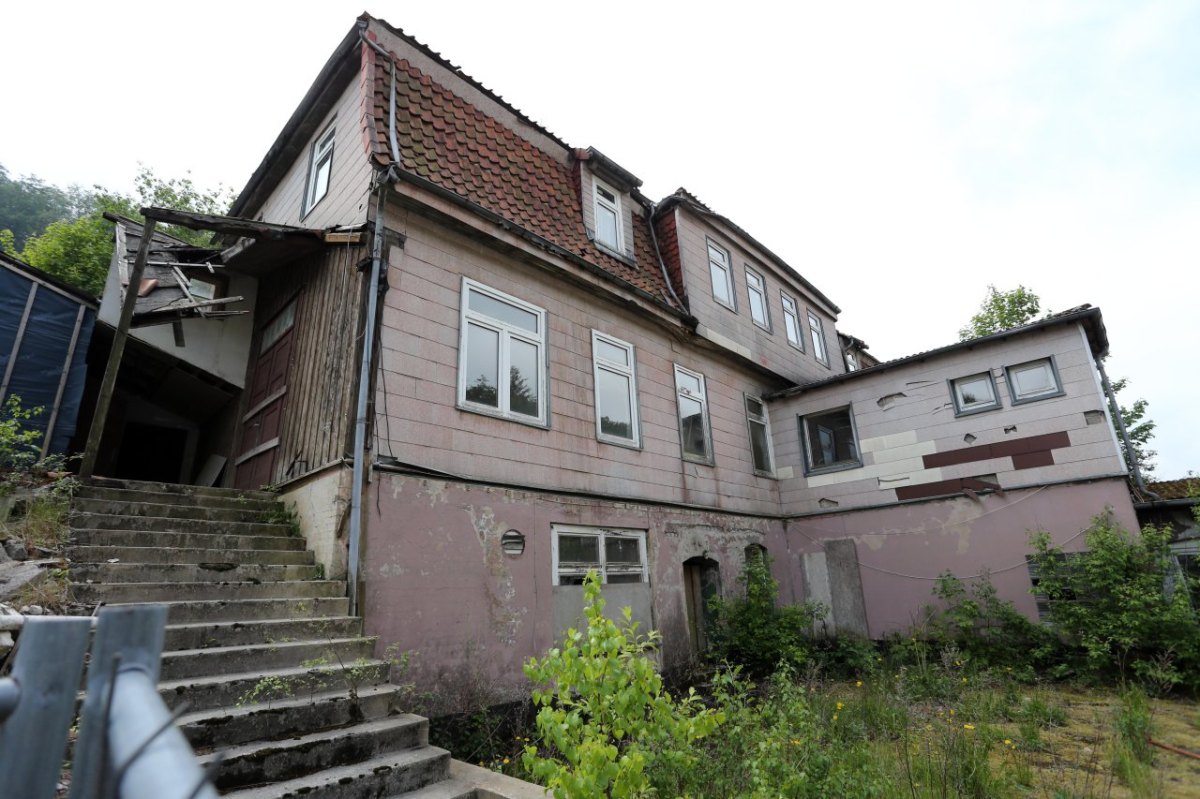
top-left (787, 477), bottom-right (1139, 637)
top-left (362, 472), bottom-right (789, 695)
top-left (279, 464), bottom-right (350, 579)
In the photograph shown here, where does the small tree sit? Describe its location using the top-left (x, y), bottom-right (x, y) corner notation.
top-left (523, 571), bottom-right (721, 798)
top-left (958, 284), bottom-right (1041, 341)
top-left (1107, 375), bottom-right (1157, 478)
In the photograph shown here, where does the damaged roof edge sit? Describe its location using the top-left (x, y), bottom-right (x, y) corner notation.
top-left (657, 192), bottom-right (841, 317)
top-left (767, 306), bottom-right (1109, 400)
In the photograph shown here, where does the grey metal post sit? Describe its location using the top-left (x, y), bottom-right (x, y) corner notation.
top-left (80, 219), bottom-right (156, 479)
top-left (0, 616), bottom-right (92, 799)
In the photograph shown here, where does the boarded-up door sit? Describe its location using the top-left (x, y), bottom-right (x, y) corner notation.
top-left (235, 300), bottom-right (296, 490)
top-left (683, 557), bottom-right (721, 656)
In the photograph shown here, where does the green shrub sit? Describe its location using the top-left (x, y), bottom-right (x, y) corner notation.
top-left (522, 571), bottom-right (722, 798)
top-left (0, 395), bottom-right (43, 475)
top-left (1029, 516), bottom-right (1200, 692)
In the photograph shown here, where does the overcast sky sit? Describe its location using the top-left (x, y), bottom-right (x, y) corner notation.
top-left (2, 1), bottom-right (1195, 478)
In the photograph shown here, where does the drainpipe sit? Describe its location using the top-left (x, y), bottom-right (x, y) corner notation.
top-left (1097, 358), bottom-right (1150, 495)
top-left (642, 198), bottom-right (685, 312)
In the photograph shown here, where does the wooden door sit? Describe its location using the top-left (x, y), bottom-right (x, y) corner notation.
top-left (235, 300), bottom-right (296, 490)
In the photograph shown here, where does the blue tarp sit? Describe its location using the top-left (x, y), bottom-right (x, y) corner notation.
top-left (0, 266), bottom-right (95, 456)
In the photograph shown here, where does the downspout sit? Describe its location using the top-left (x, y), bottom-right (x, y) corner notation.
top-left (642, 199), bottom-right (685, 312)
top-left (1097, 358), bottom-right (1151, 496)
top-left (348, 25), bottom-right (402, 615)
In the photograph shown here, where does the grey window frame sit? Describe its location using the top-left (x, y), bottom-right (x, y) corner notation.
top-left (744, 266), bottom-right (771, 331)
top-left (744, 393), bottom-right (775, 476)
top-left (706, 240), bottom-right (736, 311)
top-left (302, 123), bottom-right (336, 217)
top-left (591, 330), bottom-right (641, 448)
top-left (808, 310), bottom-right (829, 366)
top-left (592, 178), bottom-right (624, 253)
top-left (456, 277), bottom-right (548, 426)
top-left (799, 404), bottom-right (863, 476)
top-left (780, 292), bottom-right (804, 351)
top-left (1005, 357), bottom-right (1065, 405)
top-left (674, 364), bottom-right (714, 465)
top-left (552, 525), bottom-right (648, 586)
top-left (949, 371), bottom-right (1001, 416)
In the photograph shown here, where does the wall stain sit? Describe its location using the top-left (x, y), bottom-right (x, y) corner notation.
top-left (466, 504), bottom-right (526, 645)
top-left (418, 479), bottom-right (449, 507)
top-left (388, 474), bottom-right (407, 500)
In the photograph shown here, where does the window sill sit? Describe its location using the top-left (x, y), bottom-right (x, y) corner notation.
top-left (804, 460), bottom-right (863, 477)
top-left (681, 453), bottom-right (715, 467)
top-left (752, 320), bottom-right (772, 334)
top-left (953, 403), bottom-right (1002, 418)
top-left (457, 402), bottom-right (549, 429)
top-left (1010, 389), bottom-right (1066, 406)
top-left (300, 195), bottom-right (327, 222)
top-left (598, 435), bottom-right (642, 451)
top-left (594, 240), bottom-right (636, 266)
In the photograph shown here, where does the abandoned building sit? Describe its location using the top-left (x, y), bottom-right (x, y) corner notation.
top-left (83, 13), bottom-right (1142, 692)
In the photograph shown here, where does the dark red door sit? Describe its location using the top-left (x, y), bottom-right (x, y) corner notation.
top-left (235, 301), bottom-right (296, 490)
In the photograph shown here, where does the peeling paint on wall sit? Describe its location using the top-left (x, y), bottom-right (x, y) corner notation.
top-left (466, 504), bottom-right (526, 645)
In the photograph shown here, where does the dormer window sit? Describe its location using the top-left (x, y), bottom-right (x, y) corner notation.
top-left (303, 124), bottom-right (336, 217)
top-left (593, 179), bottom-right (623, 251)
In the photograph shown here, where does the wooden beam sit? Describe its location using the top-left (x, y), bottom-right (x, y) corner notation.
top-left (79, 219), bottom-right (157, 480)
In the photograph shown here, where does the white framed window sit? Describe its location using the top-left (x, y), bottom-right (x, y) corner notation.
top-left (1005, 357), bottom-right (1064, 404)
top-left (552, 526), bottom-right (648, 585)
top-left (845, 351), bottom-right (859, 372)
top-left (745, 267), bottom-right (771, 330)
top-left (592, 331), bottom-right (640, 447)
top-left (808, 311), bottom-right (829, 366)
top-left (800, 405), bottom-right (862, 474)
top-left (745, 394), bottom-right (774, 475)
top-left (949, 372), bottom-right (1001, 415)
top-left (303, 124), bottom-right (336, 216)
top-left (593, 179), bottom-right (623, 252)
top-left (707, 240), bottom-right (735, 310)
top-left (780, 292), bottom-right (804, 351)
top-left (674, 365), bottom-right (713, 463)
top-left (457, 278), bottom-right (547, 424)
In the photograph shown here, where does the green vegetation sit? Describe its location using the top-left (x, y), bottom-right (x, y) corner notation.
top-left (957, 284), bottom-right (1041, 341)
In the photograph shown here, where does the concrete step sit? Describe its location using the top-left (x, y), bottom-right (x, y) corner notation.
top-left (107, 597), bottom-right (350, 624)
top-left (159, 661), bottom-right (391, 713)
top-left (71, 579), bottom-right (346, 604)
top-left (74, 485), bottom-right (279, 513)
top-left (204, 714), bottom-right (428, 791)
top-left (68, 545), bottom-right (315, 566)
top-left (70, 562), bottom-right (322, 584)
top-left (70, 512), bottom-right (293, 537)
top-left (399, 778), bottom-right (478, 799)
top-left (220, 747), bottom-right (451, 799)
top-left (82, 476), bottom-right (277, 502)
top-left (71, 497), bottom-right (276, 524)
top-left (180, 684), bottom-right (404, 749)
top-left (161, 637), bottom-right (376, 680)
top-left (164, 616), bottom-right (361, 651)
top-left (70, 529), bottom-right (306, 551)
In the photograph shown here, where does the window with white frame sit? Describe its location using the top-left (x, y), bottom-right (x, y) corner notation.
top-left (593, 179), bottom-right (623, 252)
top-left (745, 267), bottom-right (771, 329)
top-left (780, 292), bottom-right (804, 351)
top-left (808, 311), bottom-right (829, 365)
top-left (707, 241), bottom-right (735, 309)
top-left (845, 351), bottom-right (859, 372)
top-left (553, 526), bottom-right (648, 585)
top-left (800, 405), bottom-right (861, 474)
top-left (592, 331), bottom-right (640, 446)
top-left (950, 372), bottom-right (1000, 415)
top-left (303, 124), bottom-right (336, 216)
top-left (457, 279), bottom-right (547, 424)
top-left (745, 394), bottom-right (774, 474)
top-left (674, 365), bottom-right (712, 462)
top-left (1005, 357), bottom-right (1064, 404)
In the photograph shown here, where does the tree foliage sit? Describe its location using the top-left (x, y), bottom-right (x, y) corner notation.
top-left (958, 285), bottom-right (1041, 341)
top-left (0, 165), bottom-right (233, 296)
top-left (1108, 375), bottom-right (1157, 478)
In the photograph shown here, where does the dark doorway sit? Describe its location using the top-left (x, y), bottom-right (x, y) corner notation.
top-left (683, 556), bottom-right (721, 656)
top-left (115, 422), bottom-right (188, 482)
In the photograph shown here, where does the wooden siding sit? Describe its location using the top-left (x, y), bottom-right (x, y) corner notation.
top-left (254, 79), bottom-right (374, 230)
top-left (375, 210), bottom-right (787, 515)
top-left (239, 244), bottom-right (367, 487)
top-left (672, 209), bottom-right (845, 384)
top-left (772, 323), bottom-right (1126, 512)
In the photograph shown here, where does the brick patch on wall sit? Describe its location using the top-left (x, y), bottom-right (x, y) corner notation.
top-left (922, 431), bottom-right (1070, 469)
top-left (895, 476), bottom-right (1002, 502)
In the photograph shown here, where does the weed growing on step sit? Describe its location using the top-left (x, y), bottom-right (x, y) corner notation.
top-left (262, 502), bottom-right (301, 536)
top-left (237, 674), bottom-right (295, 710)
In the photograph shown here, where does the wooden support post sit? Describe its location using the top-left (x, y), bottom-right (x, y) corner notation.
top-left (79, 220), bottom-right (156, 480)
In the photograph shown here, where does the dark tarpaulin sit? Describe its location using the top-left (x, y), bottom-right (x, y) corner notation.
top-left (0, 267), bottom-right (96, 455)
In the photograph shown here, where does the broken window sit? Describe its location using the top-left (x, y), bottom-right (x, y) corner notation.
top-left (800, 405), bottom-right (861, 474)
top-left (593, 179), bottom-right (623, 252)
top-left (707, 240), bottom-right (735, 310)
top-left (553, 526), bottom-right (647, 585)
top-left (1005, 357), bottom-right (1064, 404)
top-left (674, 365), bottom-right (713, 463)
top-left (745, 266), bottom-right (770, 330)
top-left (592, 330), bottom-right (640, 447)
top-left (950, 371), bottom-right (1000, 416)
top-left (457, 278), bottom-right (547, 424)
top-left (780, 292), bottom-right (804, 351)
top-left (808, 311), bottom-right (829, 366)
top-left (745, 394), bottom-right (774, 475)
top-left (303, 124), bottom-right (336, 216)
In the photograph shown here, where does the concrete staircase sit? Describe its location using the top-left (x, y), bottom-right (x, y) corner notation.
top-left (68, 477), bottom-right (476, 798)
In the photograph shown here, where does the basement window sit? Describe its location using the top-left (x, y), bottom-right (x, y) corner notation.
top-left (949, 372), bottom-right (1000, 416)
top-left (553, 526), bottom-right (647, 585)
top-left (800, 405), bottom-right (861, 475)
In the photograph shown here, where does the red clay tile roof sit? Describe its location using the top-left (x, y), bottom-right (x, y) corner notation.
top-left (1146, 479), bottom-right (1200, 501)
top-left (362, 42), bottom-right (678, 308)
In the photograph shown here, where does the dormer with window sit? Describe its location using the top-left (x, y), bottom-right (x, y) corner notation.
top-left (577, 147), bottom-right (641, 261)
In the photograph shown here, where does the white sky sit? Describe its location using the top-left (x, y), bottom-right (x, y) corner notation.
top-left (2, 1), bottom-right (1196, 478)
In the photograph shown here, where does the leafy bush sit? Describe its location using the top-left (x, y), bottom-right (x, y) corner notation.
top-left (522, 571), bottom-right (722, 798)
top-left (0, 395), bottom-right (43, 475)
top-left (707, 552), bottom-right (825, 676)
top-left (1029, 516), bottom-right (1200, 693)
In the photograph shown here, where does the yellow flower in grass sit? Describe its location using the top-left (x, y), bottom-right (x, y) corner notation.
top-left (832, 713), bottom-right (839, 722)
top-left (1004, 739), bottom-right (1012, 746)
top-left (949, 709), bottom-right (955, 716)
top-left (963, 724), bottom-right (975, 731)
top-left (836, 701), bottom-right (845, 711)
top-left (502, 757), bottom-right (510, 765)
top-left (855, 680), bottom-right (863, 688)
